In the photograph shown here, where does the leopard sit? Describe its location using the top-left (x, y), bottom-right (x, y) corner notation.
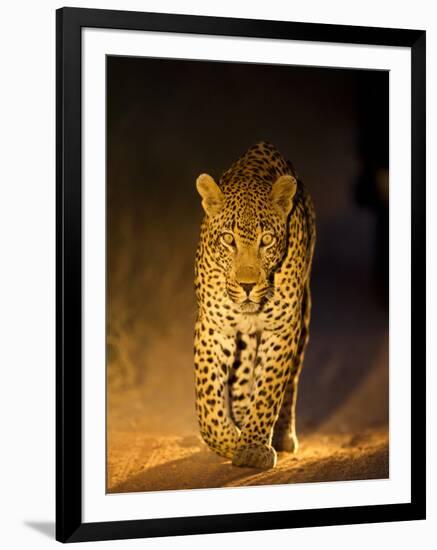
top-left (193, 142), bottom-right (316, 469)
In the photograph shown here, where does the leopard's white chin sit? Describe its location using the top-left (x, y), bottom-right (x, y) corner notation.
top-left (239, 300), bottom-right (260, 314)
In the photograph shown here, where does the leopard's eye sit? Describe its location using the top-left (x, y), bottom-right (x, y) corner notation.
top-left (221, 232), bottom-right (235, 246)
top-left (261, 233), bottom-right (275, 247)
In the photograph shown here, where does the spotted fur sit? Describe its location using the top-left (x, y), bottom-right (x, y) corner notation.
top-left (194, 142), bottom-right (315, 469)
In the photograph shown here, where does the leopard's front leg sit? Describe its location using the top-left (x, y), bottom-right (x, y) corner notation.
top-left (232, 331), bottom-right (296, 469)
top-left (194, 320), bottom-right (240, 459)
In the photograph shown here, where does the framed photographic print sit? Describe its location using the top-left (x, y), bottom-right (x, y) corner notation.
top-left (56, 7), bottom-right (426, 543)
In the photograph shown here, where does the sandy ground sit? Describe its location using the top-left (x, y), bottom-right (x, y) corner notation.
top-left (108, 429), bottom-right (388, 493)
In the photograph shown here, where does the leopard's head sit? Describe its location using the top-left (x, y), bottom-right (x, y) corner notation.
top-left (196, 172), bottom-right (297, 313)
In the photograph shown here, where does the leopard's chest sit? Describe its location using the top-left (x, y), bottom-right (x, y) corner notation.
top-left (234, 314), bottom-right (265, 335)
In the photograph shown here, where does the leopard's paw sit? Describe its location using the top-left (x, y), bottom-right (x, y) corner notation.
top-left (232, 443), bottom-right (277, 469)
top-left (272, 431), bottom-right (299, 453)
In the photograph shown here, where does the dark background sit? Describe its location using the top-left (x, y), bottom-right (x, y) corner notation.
top-left (106, 56), bottom-right (389, 492)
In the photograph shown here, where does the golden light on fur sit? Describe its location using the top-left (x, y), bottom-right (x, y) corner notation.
top-left (193, 143), bottom-right (315, 468)
top-left (271, 174), bottom-right (297, 217)
top-left (196, 173), bottom-right (223, 217)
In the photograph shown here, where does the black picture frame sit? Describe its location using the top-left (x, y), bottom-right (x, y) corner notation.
top-left (56, 6), bottom-right (426, 543)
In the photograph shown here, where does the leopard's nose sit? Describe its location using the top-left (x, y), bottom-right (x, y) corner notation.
top-left (241, 283), bottom-right (255, 296)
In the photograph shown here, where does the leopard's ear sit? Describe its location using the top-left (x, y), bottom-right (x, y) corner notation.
top-left (271, 175), bottom-right (297, 217)
top-left (196, 174), bottom-right (223, 217)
